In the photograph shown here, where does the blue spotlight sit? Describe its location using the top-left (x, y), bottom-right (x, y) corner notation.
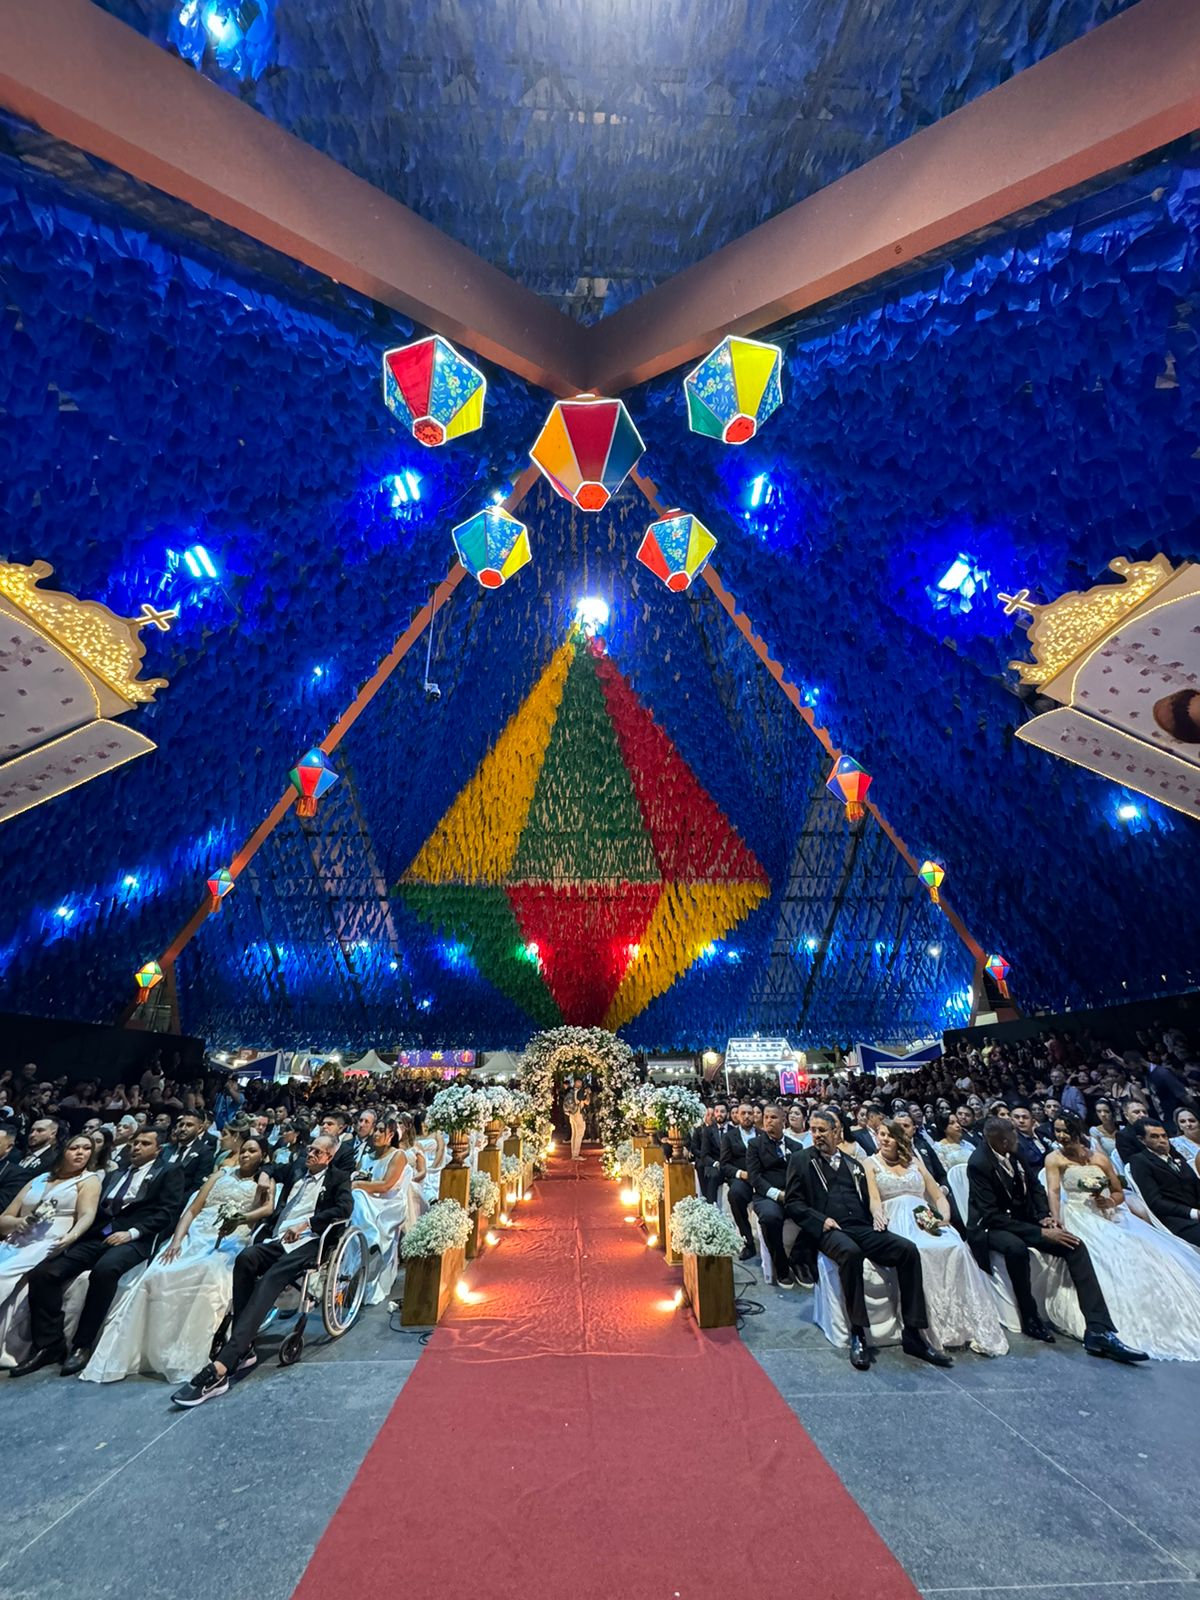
top-left (182, 544), bottom-right (219, 580)
top-left (929, 552), bottom-right (988, 615)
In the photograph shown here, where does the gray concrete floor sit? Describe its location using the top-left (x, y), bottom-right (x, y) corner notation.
top-left (736, 1256), bottom-right (1200, 1599)
top-left (1, 1265), bottom-right (1197, 1600)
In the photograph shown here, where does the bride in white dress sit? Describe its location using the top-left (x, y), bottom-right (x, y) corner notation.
top-left (80, 1135), bottom-right (275, 1384)
top-left (351, 1118), bottom-right (415, 1305)
top-left (1047, 1115), bottom-right (1200, 1362)
top-left (867, 1123), bottom-right (1008, 1357)
top-left (415, 1118), bottom-right (447, 1206)
top-left (0, 1135), bottom-right (100, 1364)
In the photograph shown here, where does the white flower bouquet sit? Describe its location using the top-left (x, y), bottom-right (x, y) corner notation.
top-left (615, 1139), bottom-right (639, 1178)
top-left (14, 1196), bottom-right (57, 1237)
top-left (475, 1086), bottom-right (519, 1125)
top-left (638, 1163), bottom-right (665, 1199)
top-left (469, 1171), bottom-right (499, 1218)
top-left (401, 1199), bottom-right (472, 1258)
top-left (500, 1154), bottom-right (521, 1178)
top-left (622, 1084), bottom-right (658, 1126)
top-left (425, 1084), bottom-right (486, 1135)
top-left (648, 1084), bottom-right (705, 1133)
top-left (668, 1196), bottom-right (742, 1259)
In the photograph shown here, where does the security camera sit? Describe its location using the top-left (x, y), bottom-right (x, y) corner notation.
top-left (423, 680), bottom-right (442, 701)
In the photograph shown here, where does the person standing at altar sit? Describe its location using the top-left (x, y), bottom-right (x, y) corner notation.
top-left (565, 1078), bottom-right (590, 1161)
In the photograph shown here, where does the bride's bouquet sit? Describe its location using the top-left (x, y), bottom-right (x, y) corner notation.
top-left (13, 1195), bottom-right (57, 1239)
top-left (212, 1197), bottom-right (248, 1249)
top-left (912, 1204), bottom-right (945, 1236)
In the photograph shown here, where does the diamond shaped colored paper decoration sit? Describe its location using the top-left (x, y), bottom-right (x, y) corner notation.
top-left (288, 748), bottom-right (339, 818)
top-left (684, 335), bottom-right (783, 445)
top-left (636, 510), bottom-right (718, 591)
top-left (918, 859), bottom-right (945, 904)
top-left (826, 755), bottom-right (872, 823)
top-left (530, 394), bottom-right (645, 511)
top-left (206, 867), bottom-right (235, 908)
top-left (134, 960), bottom-right (163, 999)
top-left (452, 506), bottom-right (532, 589)
top-left (382, 335), bottom-right (486, 448)
top-left (985, 953), bottom-right (1011, 996)
top-left (399, 636), bottom-right (768, 1026)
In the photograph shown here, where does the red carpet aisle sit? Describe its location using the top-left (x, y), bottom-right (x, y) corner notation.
top-left (293, 1151), bottom-right (919, 1600)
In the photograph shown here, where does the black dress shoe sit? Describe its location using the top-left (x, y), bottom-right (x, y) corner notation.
top-left (9, 1345), bottom-right (66, 1378)
top-left (1084, 1330), bottom-right (1150, 1364)
top-left (738, 1243), bottom-right (757, 1263)
top-left (1021, 1318), bottom-right (1056, 1343)
top-left (849, 1331), bottom-right (872, 1371)
top-left (902, 1331), bottom-right (954, 1368)
top-left (775, 1270), bottom-right (796, 1288)
top-left (60, 1348), bottom-right (90, 1377)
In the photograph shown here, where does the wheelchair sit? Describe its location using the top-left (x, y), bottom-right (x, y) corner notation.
top-left (211, 1220), bottom-right (370, 1368)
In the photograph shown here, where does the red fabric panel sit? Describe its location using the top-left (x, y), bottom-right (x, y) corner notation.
top-left (507, 881), bottom-right (661, 1024)
top-left (593, 653), bottom-right (767, 883)
top-left (294, 1153), bottom-right (921, 1600)
top-left (385, 340), bottom-right (433, 417)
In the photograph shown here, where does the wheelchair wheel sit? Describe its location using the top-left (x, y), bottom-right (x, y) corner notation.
top-left (278, 1330), bottom-right (304, 1366)
top-left (322, 1226), bottom-right (368, 1339)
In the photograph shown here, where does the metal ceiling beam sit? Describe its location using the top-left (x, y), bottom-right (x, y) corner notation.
top-left (0, 0), bottom-right (589, 395)
top-left (590, 0), bottom-right (1200, 392)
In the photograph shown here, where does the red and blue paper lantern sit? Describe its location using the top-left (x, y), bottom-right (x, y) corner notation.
top-left (684, 335), bottom-right (784, 445)
top-left (530, 394), bottom-right (645, 511)
top-left (289, 748), bottom-right (339, 818)
top-left (206, 867), bottom-right (235, 910)
top-left (382, 335), bottom-right (486, 448)
top-left (636, 511), bottom-right (718, 592)
top-left (985, 953), bottom-right (1011, 997)
top-left (452, 506), bottom-right (532, 590)
top-left (826, 755), bottom-right (872, 823)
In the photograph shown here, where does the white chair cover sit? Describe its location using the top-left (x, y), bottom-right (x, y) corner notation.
top-left (812, 1251), bottom-right (903, 1349)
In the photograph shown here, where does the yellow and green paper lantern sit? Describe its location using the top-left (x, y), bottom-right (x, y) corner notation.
top-left (452, 506), bottom-right (532, 590)
top-left (636, 510), bottom-right (718, 592)
top-left (684, 335), bottom-right (783, 445)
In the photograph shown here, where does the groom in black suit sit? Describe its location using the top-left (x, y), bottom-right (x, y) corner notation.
top-left (784, 1108), bottom-right (951, 1371)
top-left (1128, 1120), bottom-right (1200, 1248)
top-left (13, 1126), bottom-right (184, 1377)
top-left (966, 1118), bottom-right (1146, 1362)
top-left (747, 1106), bottom-right (812, 1287)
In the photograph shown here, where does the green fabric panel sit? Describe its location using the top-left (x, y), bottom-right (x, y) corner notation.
top-left (399, 884), bottom-right (562, 1028)
top-left (509, 647), bottom-right (659, 884)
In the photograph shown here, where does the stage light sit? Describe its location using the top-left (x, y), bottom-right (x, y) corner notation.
top-left (804, 936), bottom-right (819, 952)
top-left (574, 596), bottom-right (610, 635)
top-left (485, 1231), bottom-right (499, 1246)
top-left (311, 665), bottom-right (324, 680)
top-left (55, 905), bottom-right (73, 921)
top-left (620, 1187), bottom-right (639, 1205)
top-left (123, 875), bottom-right (139, 889)
top-left (748, 473), bottom-right (772, 508)
top-left (646, 1232), bottom-right (659, 1248)
top-left (499, 1212), bottom-right (511, 1226)
top-left (672, 1288), bottom-right (685, 1308)
top-left (930, 552), bottom-right (988, 614)
top-left (182, 544), bottom-right (218, 580)
top-left (1117, 802), bottom-right (1141, 821)
top-left (927, 943), bottom-right (942, 958)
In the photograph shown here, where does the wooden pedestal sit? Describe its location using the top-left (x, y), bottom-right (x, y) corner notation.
top-left (400, 1245), bottom-right (465, 1326)
top-left (465, 1206), bottom-right (489, 1260)
top-left (478, 1146), bottom-right (502, 1191)
top-left (439, 1163), bottom-right (470, 1208)
top-left (502, 1134), bottom-right (522, 1160)
top-left (641, 1141), bottom-right (664, 1169)
top-left (682, 1252), bottom-right (736, 1329)
top-left (662, 1160), bottom-right (698, 1265)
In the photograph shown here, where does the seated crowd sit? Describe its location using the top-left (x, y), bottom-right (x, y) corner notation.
top-left (0, 1064), bottom-right (457, 1406)
top-left (685, 1020), bottom-right (1200, 1369)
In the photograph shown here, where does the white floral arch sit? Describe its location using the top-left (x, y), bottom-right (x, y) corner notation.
top-left (518, 1026), bottom-right (638, 1153)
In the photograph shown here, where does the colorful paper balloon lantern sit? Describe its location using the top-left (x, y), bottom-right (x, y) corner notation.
top-left (289, 748), bottom-right (339, 818)
top-left (684, 335), bottom-right (784, 445)
top-left (381, 335), bottom-right (486, 447)
top-left (134, 960), bottom-right (163, 1001)
top-left (825, 755), bottom-right (872, 823)
top-left (985, 953), bottom-right (1011, 997)
top-left (918, 859), bottom-right (946, 905)
top-left (206, 867), bottom-right (235, 910)
top-left (636, 510), bottom-right (717, 592)
top-left (452, 506), bottom-right (532, 589)
top-left (529, 394), bottom-right (644, 511)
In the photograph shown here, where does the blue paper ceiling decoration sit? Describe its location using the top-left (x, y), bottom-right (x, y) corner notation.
top-left (2, 43), bottom-right (1200, 1049)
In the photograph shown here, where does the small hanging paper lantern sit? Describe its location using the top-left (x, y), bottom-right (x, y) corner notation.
top-left (206, 867), bottom-right (235, 911)
top-left (985, 953), bottom-right (1011, 997)
top-left (918, 860), bottom-right (946, 905)
top-left (529, 394), bottom-right (644, 511)
top-left (289, 748), bottom-right (339, 818)
top-left (825, 755), bottom-right (872, 823)
top-left (636, 510), bottom-right (718, 592)
top-left (134, 960), bottom-right (163, 1002)
top-left (452, 506), bottom-right (532, 589)
top-left (381, 335), bottom-right (486, 447)
top-left (684, 335), bottom-right (784, 445)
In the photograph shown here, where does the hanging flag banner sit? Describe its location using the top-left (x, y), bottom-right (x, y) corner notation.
top-left (856, 1041), bottom-right (943, 1075)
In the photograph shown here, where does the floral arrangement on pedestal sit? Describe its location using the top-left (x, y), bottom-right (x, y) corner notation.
top-left (425, 1084), bottom-right (487, 1134)
top-left (474, 1084), bottom-right (520, 1126)
top-left (647, 1084), bottom-right (705, 1159)
top-left (638, 1162), bottom-right (665, 1201)
top-left (469, 1170), bottom-right (500, 1218)
top-left (668, 1196), bottom-right (741, 1259)
top-left (401, 1198), bottom-right (472, 1258)
top-left (620, 1082), bottom-right (660, 1130)
top-left (614, 1139), bottom-right (639, 1179)
top-left (518, 1026), bottom-right (638, 1155)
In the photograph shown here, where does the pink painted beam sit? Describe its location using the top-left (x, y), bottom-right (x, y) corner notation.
top-left (590, 0), bottom-right (1200, 392)
top-left (0, 0), bottom-right (588, 394)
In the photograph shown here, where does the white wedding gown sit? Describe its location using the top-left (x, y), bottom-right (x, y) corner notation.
top-left (350, 1153), bottom-right (414, 1306)
top-left (416, 1136), bottom-right (446, 1205)
top-left (80, 1170), bottom-right (262, 1384)
top-left (0, 1172), bottom-right (92, 1364)
top-left (1058, 1162), bottom-right (1200, 1362)
top-left (871, 1156), bottom-right (1008, 1356)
